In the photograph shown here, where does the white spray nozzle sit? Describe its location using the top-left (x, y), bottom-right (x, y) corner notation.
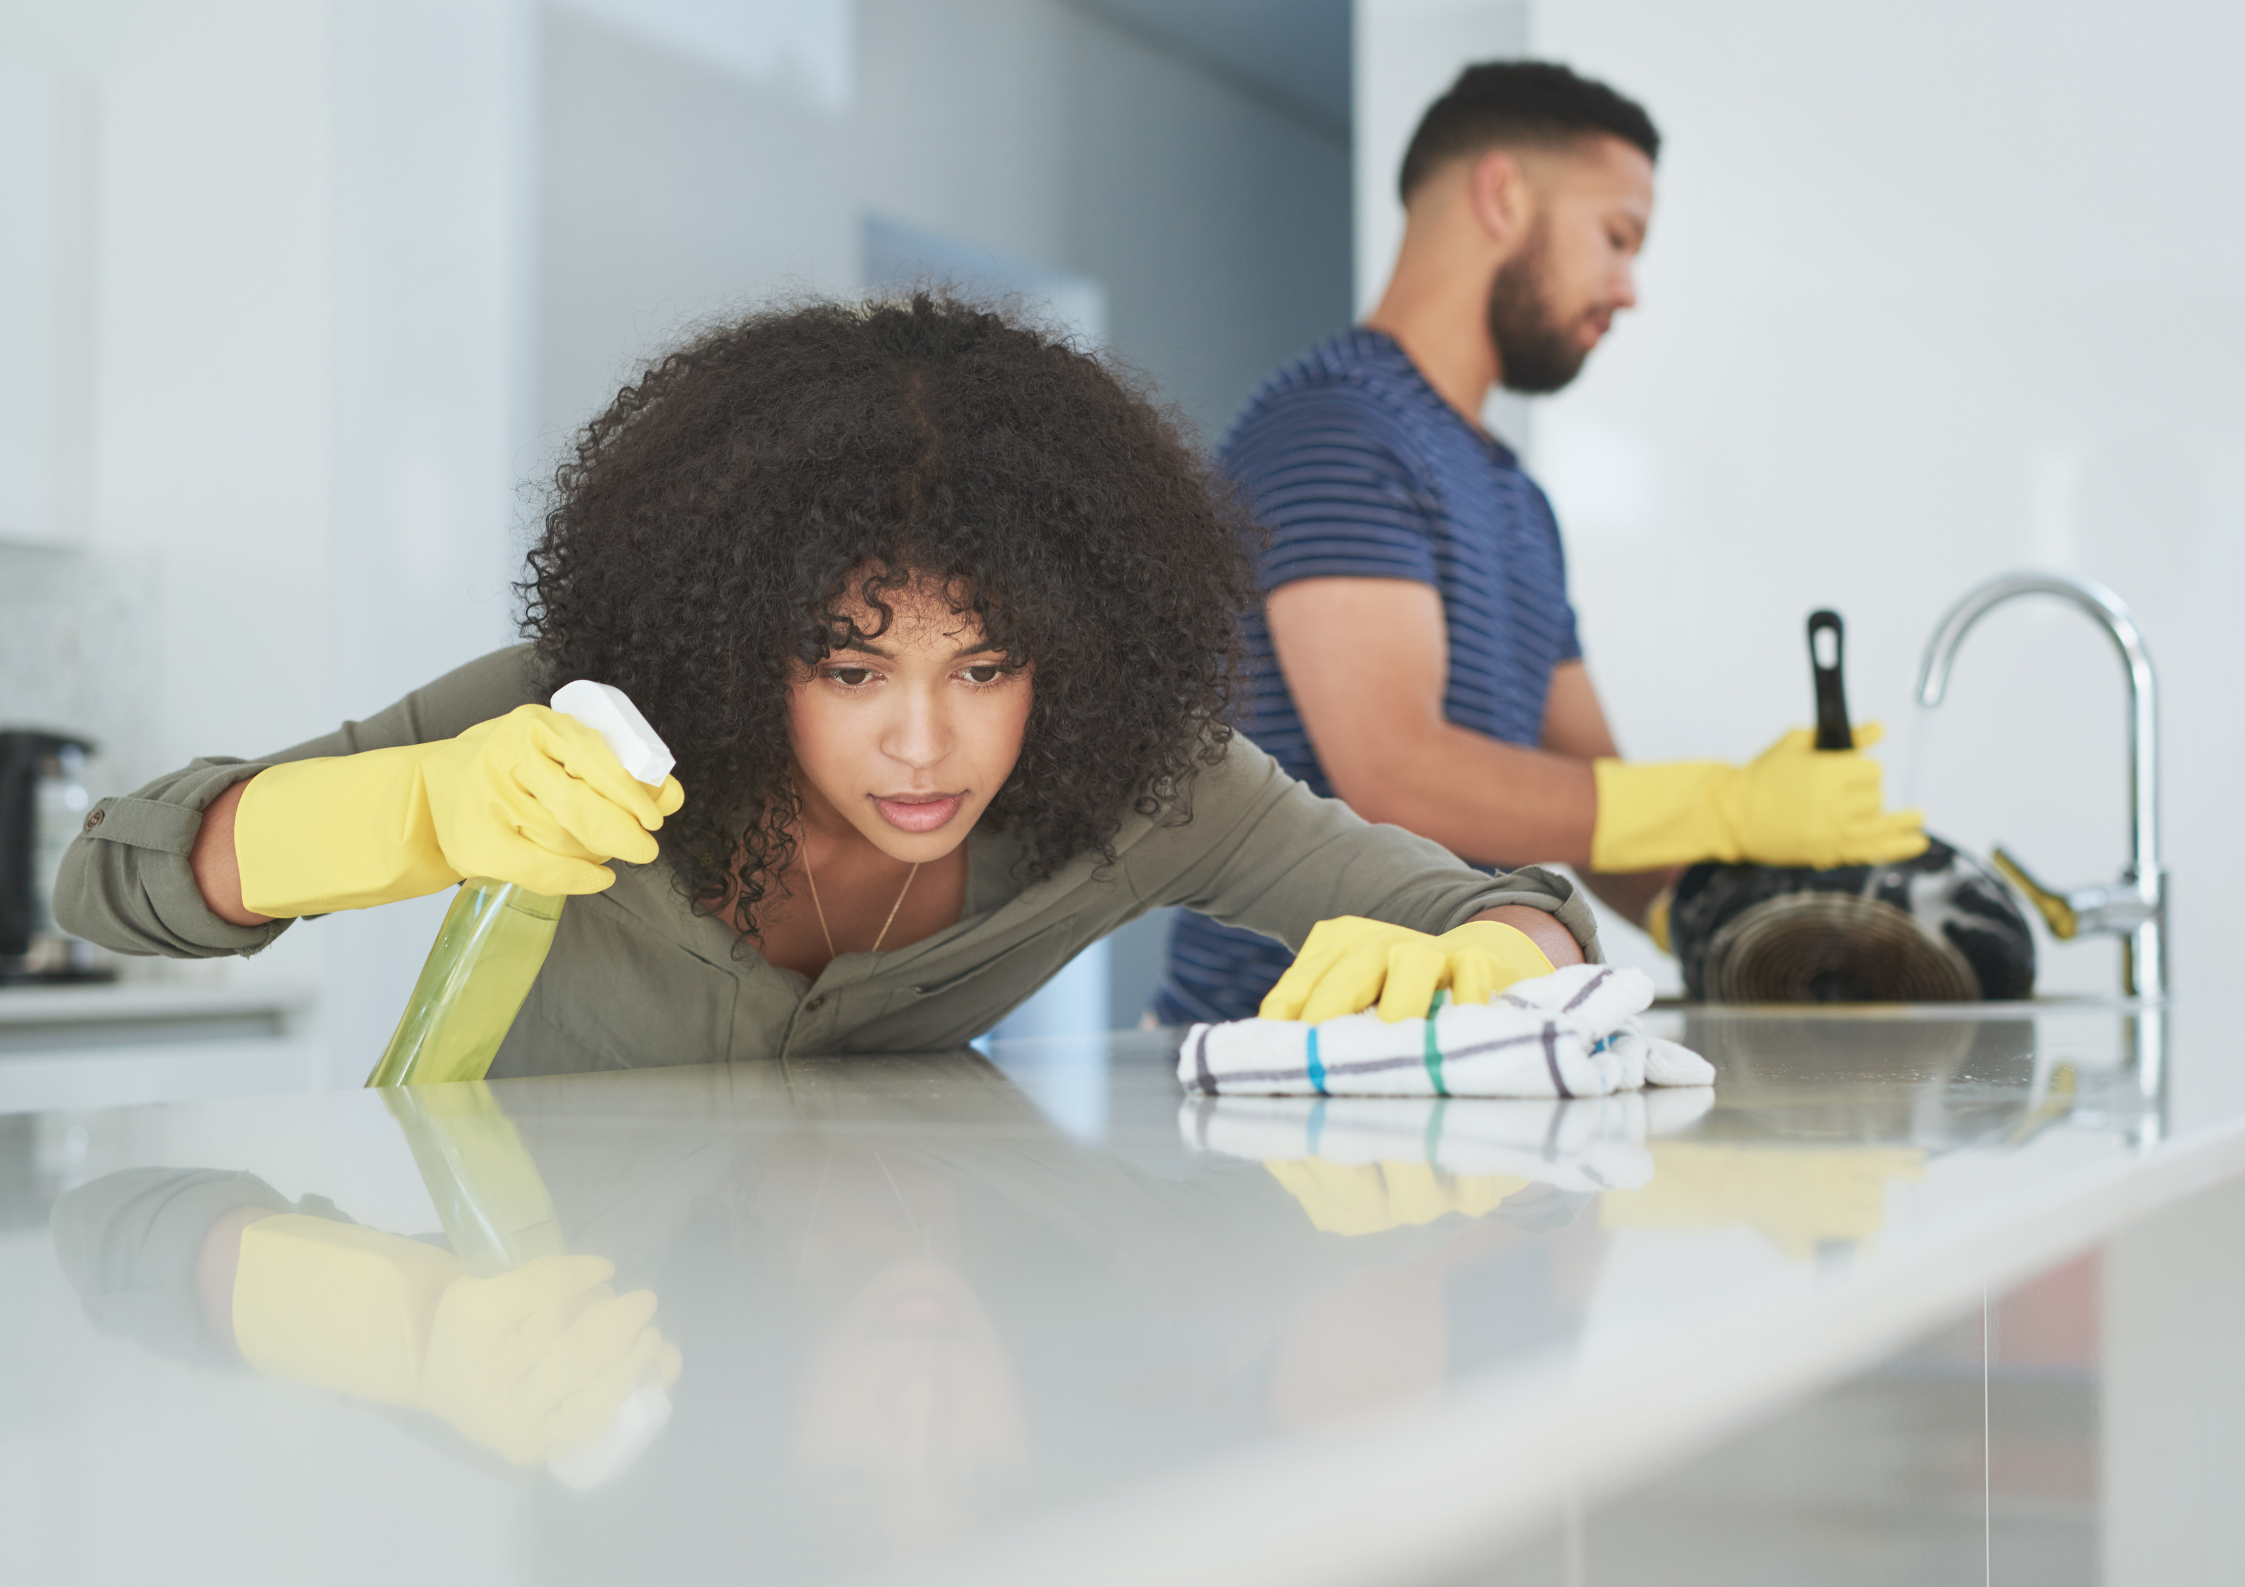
top-left (547, 1381), bottom-right (673, 1490)
top-left (550, 680), bottom-right (676, 788)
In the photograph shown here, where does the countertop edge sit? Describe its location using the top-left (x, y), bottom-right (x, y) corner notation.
top-left (899, 1109), bottom-right (2245, 1587)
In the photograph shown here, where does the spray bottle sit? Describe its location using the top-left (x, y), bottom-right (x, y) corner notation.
top-left (386, 1081), bottom-right (675, 1487)
top-left (365, 682), bottom-right (674, 1088)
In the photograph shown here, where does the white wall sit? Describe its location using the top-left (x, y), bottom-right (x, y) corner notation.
top-left (1524, 1), bottom-right (2244, 1114)
top-left (539, 0), bottom-right (1351, 451)
top-left (315, 0), bottom-right (537, 1077)
top-left (540, 0), bottom-right (1353, 1031)
top-left (1356, 2), bottom-right (2244, 1073)
top-left (0, 0), bottom-right (1349, 1068)
top-left (0, 0), bottom-right (536, 1085)
top-left (0, 59), bottom-right (94, 548)
top-left (1354, 0), bottom-right (1528, 314)
top-left (1355, 0), bottom-right (1533, 447)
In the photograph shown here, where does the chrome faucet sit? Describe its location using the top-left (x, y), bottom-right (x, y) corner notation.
top-left (1913, 571), bottom-right (2166, 999)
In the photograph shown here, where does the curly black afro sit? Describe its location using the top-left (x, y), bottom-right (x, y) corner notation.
top-left (521, 293), bottom-right (1257, 938)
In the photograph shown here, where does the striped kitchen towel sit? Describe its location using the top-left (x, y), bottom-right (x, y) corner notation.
top-left (1176, 964), bottom-right (1714, 1099)
top-left (1179, 1088), bottom-right (1715, 1197)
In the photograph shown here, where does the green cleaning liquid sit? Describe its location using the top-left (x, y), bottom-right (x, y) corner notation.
top-left (382, 1081), bottom-right (672, 1488)
top-left (363, 680), bottom-right (675, 1089)
top-left (381, 1080), bottom-right (568, 1272)
top-left (364, 879), bottom-right (565, 1086)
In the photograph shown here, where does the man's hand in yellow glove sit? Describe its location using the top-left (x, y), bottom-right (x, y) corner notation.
top-left (1590, 724), bottom-right (1927, 874)
top-left (235, 705), bottom-right (686, 917)
top-left (1260, 917), bottom-right (1556, 1024)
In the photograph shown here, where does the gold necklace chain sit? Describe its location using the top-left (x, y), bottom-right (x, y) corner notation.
top-left (801, 842), bottom-right (920, 959)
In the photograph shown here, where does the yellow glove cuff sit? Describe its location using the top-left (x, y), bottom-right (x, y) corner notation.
top-left (1437, 921), bottom-right (1556, 1003)
top-left (1590, 758), bottom-right (1742, 873)
top-left (235, 747), bottom-right (461, 917)
top-left (232, 1215), bottom-right (464, 1404)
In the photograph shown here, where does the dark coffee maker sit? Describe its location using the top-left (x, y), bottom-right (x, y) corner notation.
top-left (1, 731), bottom-right (113, 983)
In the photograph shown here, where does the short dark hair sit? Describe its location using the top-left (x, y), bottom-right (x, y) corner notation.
top-left (1398, 60), bottom-right (1659, 202)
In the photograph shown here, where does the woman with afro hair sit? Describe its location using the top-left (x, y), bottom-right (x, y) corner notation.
top-left (57, 296), bottom-right (1594, 1075)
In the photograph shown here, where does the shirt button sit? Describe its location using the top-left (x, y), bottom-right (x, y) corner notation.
top-left (83, 809), bottom-right (104, 831)
top-left (804, 994), bottom-right (827, 1012)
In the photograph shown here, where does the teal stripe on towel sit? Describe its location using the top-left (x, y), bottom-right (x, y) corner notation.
top-left (1306, 1027), bottom-right (1327, 1095)
top-left (1422, 1014), bottom-right (1449, 1097)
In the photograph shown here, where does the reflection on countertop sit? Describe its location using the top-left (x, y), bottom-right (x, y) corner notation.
top-left (2, 1001), bottom-right (2213, 1586)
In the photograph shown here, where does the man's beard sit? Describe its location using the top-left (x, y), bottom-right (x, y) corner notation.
top-left (1485, 229), bottom-right (1592, 395)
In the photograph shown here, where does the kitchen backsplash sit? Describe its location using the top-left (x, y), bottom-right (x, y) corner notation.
top-left (0, 545), bottom-right (165, 798)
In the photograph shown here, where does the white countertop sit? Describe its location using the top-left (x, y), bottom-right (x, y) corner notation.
top-left (0, 1001), bottom-right (2221, 1584)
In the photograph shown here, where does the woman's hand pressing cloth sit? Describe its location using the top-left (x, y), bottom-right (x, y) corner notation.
top-left (234, 705), bottom-right (685, 918)
top-left (1260, 916), bottom-right (1558, 1024)
top-left (1192, 963), bottom-right (1713, 1100)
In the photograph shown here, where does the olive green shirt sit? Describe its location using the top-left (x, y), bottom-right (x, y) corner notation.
top-left (55, 645), bottom-right (1599, 1076)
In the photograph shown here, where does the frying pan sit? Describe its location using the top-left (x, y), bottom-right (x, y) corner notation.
top-left (1667, 612), bottom-right (2037, 1003)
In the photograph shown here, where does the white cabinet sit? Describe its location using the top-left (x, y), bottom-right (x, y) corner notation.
top-left (0, 983), bottom-right (318, 1113)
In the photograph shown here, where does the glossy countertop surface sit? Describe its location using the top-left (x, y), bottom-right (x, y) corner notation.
top-left (2, 1001), bottom-right (2235, 1586)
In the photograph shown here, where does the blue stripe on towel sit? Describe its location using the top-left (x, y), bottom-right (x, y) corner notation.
top-left (1306, 1026), bottom-right (1327, 1095)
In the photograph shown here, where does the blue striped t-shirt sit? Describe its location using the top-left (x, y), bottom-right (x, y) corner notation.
top-left (1154, 329), bottom-right (1581, 1025)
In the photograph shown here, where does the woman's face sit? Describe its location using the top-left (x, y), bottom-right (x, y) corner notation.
top-left (786, 579), bottom-right (1033, 862)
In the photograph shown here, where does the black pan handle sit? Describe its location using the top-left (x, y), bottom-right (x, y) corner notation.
top-left (1807, 609), bottom-right (1853, 750)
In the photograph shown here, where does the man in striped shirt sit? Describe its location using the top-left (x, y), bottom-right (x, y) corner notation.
top-left (1157, 62), bottom-right (1923, 1024)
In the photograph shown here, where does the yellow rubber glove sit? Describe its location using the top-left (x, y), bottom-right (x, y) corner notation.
top-left (233, 1216), bottom-right (683, 1467)
top-left (1644, 882), bottom-right (1676, 956)
top-left (1599, 1143), bottom-right (1926, 1261)
top-left (1266, 1159), bottom-right (1530, 1236)
top-left (418, 1254), bottom-right (683, 1467)
top-left (236, 704), bottom-right (687, 917)
top-left (232, 1215), bottom-right (461, 1406)
top-left (1590, 724), bottom-right (1927, 873)
top-left (1260, 917), bottom-right (1557, 1025)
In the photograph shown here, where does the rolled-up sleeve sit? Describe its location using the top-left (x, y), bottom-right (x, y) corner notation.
top-left (1126, 733), bottom-right (1601, 960)
top-left (51, 1167), bottom-right (353, 1369)
top-left (53, 645), bottom-right (543, 960)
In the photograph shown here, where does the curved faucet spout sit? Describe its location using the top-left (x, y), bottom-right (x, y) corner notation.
top-left (1913, 571), bottom-right (2164, 997)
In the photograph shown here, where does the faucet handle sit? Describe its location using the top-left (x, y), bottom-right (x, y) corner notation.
top-left (1992, 847), bottom-right (2156, 939)
top-left (1992, 847), bottom-right (2078, 939)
